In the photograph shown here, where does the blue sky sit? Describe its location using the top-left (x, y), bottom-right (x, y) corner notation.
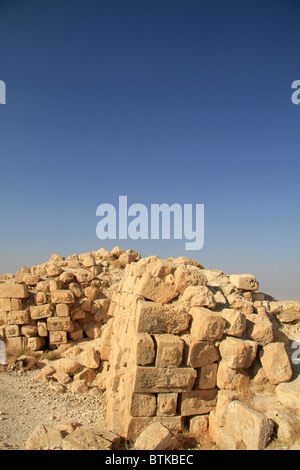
top-left (0, 0), bottom-right (299, 300)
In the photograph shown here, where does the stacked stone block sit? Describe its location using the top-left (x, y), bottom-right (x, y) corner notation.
top-left (0, 248), bottom-right (140, 352)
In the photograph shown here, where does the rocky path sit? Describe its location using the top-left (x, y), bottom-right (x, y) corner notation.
top-left (0, 368), bottom-right (106, 450)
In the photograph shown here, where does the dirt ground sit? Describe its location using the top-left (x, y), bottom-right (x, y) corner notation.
top-left (1, 365), bottom-right (299, 451)
top-left (0, 367), bottom-right (106, 450)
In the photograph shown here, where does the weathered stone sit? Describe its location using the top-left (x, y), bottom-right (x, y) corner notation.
top-left (46, 265), bottom-right (63, 277)
top-left (22, 274), bottom-right (40, 285)
top-left (78, 347), bottom-right (100, 369)
top-left (134, 366), bottom-right (196, 393)
top-left (135, 333), bottom-right (155, 365)
top-left (0, 283), bottom-right (29, 298)
top-left (190, 307), bottom-right (226, 341)
top-left (274, 301), bottom-right (300, 323)
top-left (156, 393), bottom-right (178, 416)
top-left (229, 274), bottom-right (259, 291)
top-left (70, 380), bottom-right (88, 394)
top-left (134, 272), bottom-right (179, 304)
top-left (49, 330), bottom-right (67, 344)
top-left (197, 363), bottom-right (218, 390)
top-left (189, 415), bottom-right (209, 436)
top-left (220, 308), bottom-right (246, 337)
top-left (47, 316), bottom-right (74, 332)
top-left (227, 293), bottom-right (254, 315)
top-left (5, 336), bottom-right (27, 351)
top-left (246, 314), bottom-right (274, 346)
top-left (5, 324), bottom-right (20, 337)
top-left (74, 269), bottom-right (96, 283)
top-left (136, 299), bottom-right (190, 335)
top-left (54, 358), bottom-right (81, 376)
top-left (134, 422), bottom-right (174, 450)
top-left (155, 334), bottom-right (184, 368)
top-left (56, 303), bottom-right (70, 317)
top-left (275, 376), bottom-right (300, 409)
top-left (217, 360), bottom-right (250, 391)
top-left (30, 304), bottom-right (53, 320)
top-left (173, 266), bottom-right (207, 294)
top-left (28, 336), bottom-right (45, 351)
top-left (26, 424), bottom-right (63, 450)
top-left (180, 389), bottom-right (218, 416)
top-left (260, 342), bottom-right (292, 385)
top-left (51, 290), bottom-right (74, 304)
top-left (219, 337), bottom-right (258, 369)
top-left (215, 390), bottom-right (238, 426)
top-left (21, 325), bottom-right (37, 338)
top-left (6, 309), bottom-right (30, 325)
top-left (186, 339), bottom-right (220, 368)
top-left (126, 416), bottom-right (182, 442)
top-left (182, 286), bottom-right (216, 309)
top-left (35, 292), bottom-right (47, 305)
top-left (62, 426), bottom-right (113, 450)
top-left (130, 393), bottom-right (157, 417)
top-left (225, 401), bottom-right (273, 450)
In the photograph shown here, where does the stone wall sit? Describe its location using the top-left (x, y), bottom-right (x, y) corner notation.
top-left (0, 248), bottom-right (140, 352)
top-left (104, 255), bottom-right (299, 442)
top-left (1, 248), bottom-right (299, 449)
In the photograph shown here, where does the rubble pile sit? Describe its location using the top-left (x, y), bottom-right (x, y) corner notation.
top-left (0, 247), bottom-right (299, 450)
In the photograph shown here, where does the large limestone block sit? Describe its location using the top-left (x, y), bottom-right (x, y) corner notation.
top-left (54, 358), bottom-right (81, 376)
top-left (190, 307), bottom-right (226, 341)
top-left (215, 390), bottom-right (238, 426)
top-left (47, 316), bottom-right (74, 332)
top-left (197, 363), bottom-right (218, 390)
top-left (0, 298), bottom-right (22, 311)
top-left (157, 393), bottom-right (178, 416)
top-left (130, 393), bottom-right (157, 417)
top-left (260, 342), bottom-right (292, 385)
top-left (51, 290), bottom-right (75, 304)
top-left (0, 283), bottom-right (29, 298)
top-left (49, 331), bottom-right (67, 344)
top-left (134, 366), bottom-right (196, 393)
top-left (229, 274), bottom-right (258, 291)
top-left (78, 347), bottom-right (100, 369)
top-left (134, 273), bottom-right (179, 304)
top-left (136, 299), bottom-right (190, 335)
top-left (181, 286), bottom-right (216, 309)
top-left (275, 376), bottom-right (300, 409)
top-left (225, 401), bottom-right (273, 450)
top-left (155, 334), bottom-right (184, 368)
top-left (246, 314), bottom-right (273, 346)
top-left (28, 336), bottom-right (45, 351)
top-left (180, 389), bottom-right (218, 416)
top-left (220, 308), bottom-right (246, 337)
top-left (274, 301), bottom-right (300, 323)
top-left (125, 416), bottom-right (182, 442)
top-left (227, 293), bottom-right (254, 315)
top-left (173, 266), bottom-right (207, 294)
top-left (62, 426), bottom-right (113, 450)
top-left (30, 304), bottom-right (53, 320)
top-left (5, 309), bottom-right (30, 325)
top-left (217, 360), bottom-right (250, 391)
top-left (5, 324), bottom-right (20, 337)
top-left (135, 333), bottom-right (156, 365)
top-left (186, 339), bottom-right (220, 368)
top-left (219, 337), bottom-right (258, 369)
top-left (134, 422), bottom-right (174, 450)
top-left (26, 424), bottom-right (63, 450)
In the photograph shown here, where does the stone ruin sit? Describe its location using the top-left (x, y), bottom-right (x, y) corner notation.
top-left (0, 247), bottom-right (299, 450)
